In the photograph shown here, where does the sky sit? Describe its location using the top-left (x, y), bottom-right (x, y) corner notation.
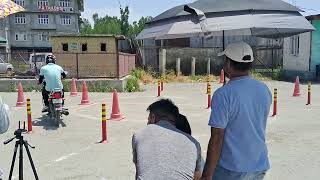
top-left (82, 0), bottom-right (320, 24)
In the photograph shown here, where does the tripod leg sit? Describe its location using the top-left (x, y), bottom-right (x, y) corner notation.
top-left (8, 142), bottom-right (19, 180)
top-left (23, 142), bottom-right (39, 180)
top-left (19, 142), bottom-right (23, 180)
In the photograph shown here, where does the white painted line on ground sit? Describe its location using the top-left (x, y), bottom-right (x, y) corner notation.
top-left (73, 102), bottom-right (100, 111)
top-left (52, 146), bottom-right (92, 164)
top-left (55, 152), bottom-right (79, 162)
top-left (37, 145), bottom-right (93, 175)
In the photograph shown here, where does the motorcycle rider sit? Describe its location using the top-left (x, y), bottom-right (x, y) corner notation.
top-left (38, 55), bottom-right (66, 112)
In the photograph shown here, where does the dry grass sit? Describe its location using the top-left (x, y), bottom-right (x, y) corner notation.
top-left (164, 71), bottom-right (218, 83)
top-left (131, 68), bottom-right (221, 84)
top-left (140, 71), bottom-right (154, 84)
top-left (131, 68), bottom-right (273, 85)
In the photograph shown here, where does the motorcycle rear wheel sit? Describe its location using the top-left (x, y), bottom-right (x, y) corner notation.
top-left (55, 110), bottom-right (61, 127)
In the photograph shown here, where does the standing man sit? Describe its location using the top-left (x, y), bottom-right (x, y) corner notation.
top-left (132, 99), bottom-right (202, 180)
top-left (202, 42), bottom-right (272, 180)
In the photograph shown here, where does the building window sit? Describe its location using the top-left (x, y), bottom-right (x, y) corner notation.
top-left (15, 33), bottom-right (27, 41)
top-left (37, 0), bottom-right (48, 7)
top-left (38, 14), bottom-right (49, 24)
top-left (290, 35), bottom-right (299, 56)
top-left (14, 0), bottom-right (25, 7)
top-left (101, 43), bottom-right (107, 52)
top-left (60, 15), bottom-right (71, 25)
top-left (59, 0), bottom-right (70, 7)
top-left (62, 43), bottom-right (68, 51)
top-left (15, 14), bottom-right (26, 24)
top-left (38, 34), bottom-right (50, 42)
top-left (81, 44), bottom-right (88, 52)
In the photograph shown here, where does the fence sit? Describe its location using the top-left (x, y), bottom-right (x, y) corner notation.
top-left (0, 52), bottom-right (136, 79)
top-left (139, 46), bottom-right (283, 75)
top-left (118, 52), bottom-right (136, 78)
top-left (0, 52), bottom-right (32, 77)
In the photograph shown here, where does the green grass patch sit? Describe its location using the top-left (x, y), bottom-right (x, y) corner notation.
top-left (126, 77), bottom-right (141, 92)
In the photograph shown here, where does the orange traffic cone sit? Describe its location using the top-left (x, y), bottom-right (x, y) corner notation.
top-left (293, 76), bottom-right (301, 97)
top-left (70, 78), bottom-right (78, 96)
top-left (219, 69), bottom-right (225, 84)
top-left (110, 89), bottom-right (125, 121)
top-left (80, 81), bottom-right (90, 105)
top-left (16, 82), bottom-right (25, 107)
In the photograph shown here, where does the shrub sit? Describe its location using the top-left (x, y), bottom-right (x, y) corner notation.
top-left (126, 77), bottom-right (140, 92)
top-left (272, 69), bottom-right (286, 81)
top-left (130, 68), bottom-right (154, 84)
top-left (130, 68), bottom-right (144, 79)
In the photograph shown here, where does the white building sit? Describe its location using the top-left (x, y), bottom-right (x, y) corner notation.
top-left (283, 14), bottom-right (320, 80)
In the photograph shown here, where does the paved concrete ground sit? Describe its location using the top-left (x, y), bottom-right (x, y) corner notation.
top-left (0, 81), bottom-right (319, 180)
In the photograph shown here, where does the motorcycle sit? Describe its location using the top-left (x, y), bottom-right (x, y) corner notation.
top-left (48, 89), bottom-right (69, 127)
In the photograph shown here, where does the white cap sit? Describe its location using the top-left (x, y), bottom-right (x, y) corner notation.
top-left (218, 42), bottom-right (254, 63)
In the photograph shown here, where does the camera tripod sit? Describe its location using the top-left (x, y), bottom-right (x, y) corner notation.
top-left (3, 122), bottom-right (39, 180)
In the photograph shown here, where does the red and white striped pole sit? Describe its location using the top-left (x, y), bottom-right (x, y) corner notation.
top-left (206, 76), bottom-right (210, 94)
top-left (207, 84), bottom-right (212, 109)
top-left (101, 104), bottom-right (108, 143)
top-left (157, 80), bottom-right (161, 97)
top-left (27, 98), bottom-right (33, 133)
top-left (161, 77), bottom-right (164, 91)
top-left (306, 82), bottom-right (311, 105)
top-left (272, 88), bottom-right (278, 117)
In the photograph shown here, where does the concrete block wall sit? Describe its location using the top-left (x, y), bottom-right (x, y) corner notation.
top-left (51, 36), bottom-right (117, 54)
top-left (283, 32), bottom-right (311, 72)
top-left (0, 78), bottom-right (128, 92)
top-left (165, 47), bottom-right (224, 75)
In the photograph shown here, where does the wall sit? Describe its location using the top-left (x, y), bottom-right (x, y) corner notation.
top-left (142, 36), bottom-right (283, 74)
top-left (55, 53), bottom-right (118, 78)
top-left (78, 54), bottom-right (117, 78)
top-left (118, 53), bottom-right (136, 78)
top-left (165, 48), bottom-right (224, 75)
top-left (50, 36), bottom-right (135, 78)
top-left (51, 36), bottom-right (117, 54)
top-left (311, 20), bottom-right (320, 72)
top-left (0, 78), bottom-right (128, 92)
top-left (24, 0), bottom-right (80, 12)
top-left (283, 32), bottom-right (311, 71)
top-left (55, 53), bottom-right (77, 76)
top-left (164, 47), bottom-right (282, 75)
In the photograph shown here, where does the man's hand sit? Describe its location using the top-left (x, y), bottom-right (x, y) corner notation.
top-left (38, 75), bottom-right (44, 85)
top-left (201, 128), bottom-right (225, 179)
top-left (61, 72), bottom-right (67, 79)
top-left (194, 170), bottom-right (202, 180)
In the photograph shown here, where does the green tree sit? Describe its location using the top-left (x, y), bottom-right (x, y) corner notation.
top-left (92, 14), bottom-right (121, 35)
top-left (120, 6), bottom-right (130, 36)
top-left (79, 18), bottom-right (92, 34)
top-left (128, 16), bottom-right (152, 37)
top-left (80, 6), bottom-right (152, 37)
